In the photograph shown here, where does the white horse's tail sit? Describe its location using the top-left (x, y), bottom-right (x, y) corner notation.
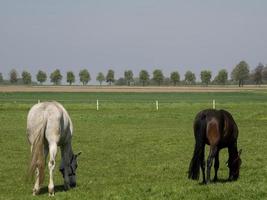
top-left (28, 119), bottom-right (47, 185)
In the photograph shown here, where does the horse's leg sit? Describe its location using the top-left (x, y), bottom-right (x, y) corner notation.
top-left (32, 168), bottom-right (40, 195)
top-left (44, 146), bottom-right (49, 164)
top-left (227, 144), bottom-right (238, 181)
top-left (200, 145), bottom-right (206, 184)
top-left (213, 150), bottom-right (219, 182)
top-left (48, 142), bottom-right (57, 196)
top-left (206, 146), bottom-right (217, 183)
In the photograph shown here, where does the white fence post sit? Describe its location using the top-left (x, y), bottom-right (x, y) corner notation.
top-left (156, 100), bottom-right (159, 110)
top-left (97, 99), bottom-right (99, 111)
top-left (213, 99), bottom-right (216, 109)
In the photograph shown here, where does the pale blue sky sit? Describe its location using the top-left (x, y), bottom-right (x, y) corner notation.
top-left (1, 0), bottom-right (267, 83)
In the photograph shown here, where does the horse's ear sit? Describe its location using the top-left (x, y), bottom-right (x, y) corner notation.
top-left (238, 149), bottom-right (242, 156)
top-left (76, 151), bottom-right (82, 157)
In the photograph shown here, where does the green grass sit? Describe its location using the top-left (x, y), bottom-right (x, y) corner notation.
top-left (0, 92), bottom-right (267, 199)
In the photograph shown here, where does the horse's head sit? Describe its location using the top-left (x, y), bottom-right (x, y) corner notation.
top-left (228, 149), bottom-right (242, 180)
top-left (60, 151), bottom-right (82, 188)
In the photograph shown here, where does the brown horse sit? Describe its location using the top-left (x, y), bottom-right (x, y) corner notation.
top-left (188, 109), bottom-right (242, 183)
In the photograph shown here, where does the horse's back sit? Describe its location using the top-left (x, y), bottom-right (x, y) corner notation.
top-left (27, 102), bottom-right (48, 144)
top-left (27, 102), bottom-right (72, 145)
top-left (219, 109), bottom-right (239, 141)
top-left (194, 109), bottom-right (238, 147)
top-left (194, 109), bottom-right (220, 133)
top-left (53, 101), bottom-right (73, 134)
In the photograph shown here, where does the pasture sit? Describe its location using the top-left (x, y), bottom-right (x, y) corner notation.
top-left (0, 91), bottom-right (267, 199)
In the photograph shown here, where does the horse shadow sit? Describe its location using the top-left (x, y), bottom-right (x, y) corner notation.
top-left (39, 185), bottom-right (65, 195)
top-left (199, 178), bottom-right (232, 185)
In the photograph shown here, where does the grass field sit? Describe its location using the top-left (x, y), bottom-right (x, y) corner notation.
top-left (0, 91), bottom-right (267, 199)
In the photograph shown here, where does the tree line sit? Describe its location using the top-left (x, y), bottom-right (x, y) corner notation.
top-left (1, 61), bottom-right (267, 87)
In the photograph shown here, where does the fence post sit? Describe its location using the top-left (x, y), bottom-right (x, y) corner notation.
top-left (97, 99), bottom-right (99, 111)
top-left (156, 100), bottom-right (159, 110)
top-left (213, 99), bottom-right (216, 109)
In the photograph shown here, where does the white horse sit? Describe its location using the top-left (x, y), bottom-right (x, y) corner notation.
top-left (27, 101), bottom-right (81, 196)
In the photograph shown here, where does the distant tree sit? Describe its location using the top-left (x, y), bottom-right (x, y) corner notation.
top-left (50, 69), bottom-right (62, 85)
top-left (231, 61), bottom-right (250, 87)
top-left (200, 70), bottom-right (212, 86)
top-left (9, 69), bottom-right (18, 84)
top-left (22, 71), bottom-right (32, 84)
top-left (36, 70), bottom-right (47, 85)
top-left (106, 69), bottom-right (115, 85)
top-left (79, 69), bottom-right (90, 85)
top-left (263, 66), bottom-right (267, 82)
top-left (96, 72), bottom-right (105, 85)
top-left (214, 69), bottom-right (228, 85)
top-left (139, 70), bottom-right (150, 86)
top-left (133, 77), bottom-right (139, 86)
top-left (184, 70), bottom-right (196, 85)
top-left (252, 63), bottom-right (264, 85)
top-left (152, 69), bottom-right (164, 86)
top-left (170, 71), bottom-right (180, 86)
top-left (163, 77), bottom-right (171, 86)
top-left (124, 70), bottom-right (134, 86)
top-left (0, 73), bottom-right (3, 83)
top-left (115, 77), bottom-right (126, 86)
top-left (67, 71), bottom-right (75, 85)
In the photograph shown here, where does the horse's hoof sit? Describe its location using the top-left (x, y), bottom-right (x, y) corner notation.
top-left (32, 188), bottom-right (40, 196)
top-left (48, 188), bottom-right (55, 196)
top-left (49, 192), bottom-right (55, 197)
top-left (64, 184), bottom-right (70, 191)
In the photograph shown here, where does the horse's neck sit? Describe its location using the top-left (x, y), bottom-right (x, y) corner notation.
top-left (65, 142), bottom-right (74, 161)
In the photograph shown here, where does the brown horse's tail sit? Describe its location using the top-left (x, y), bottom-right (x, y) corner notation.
top-left (28, 120), bottom-right (46, 185)
top-left (188, 116), bottom-right (206, 180)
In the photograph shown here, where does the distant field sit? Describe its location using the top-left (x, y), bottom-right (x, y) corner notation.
top-left (0, 91), bottom-right (267, 199)
top-left (1, 85), bottom-right (267, 93)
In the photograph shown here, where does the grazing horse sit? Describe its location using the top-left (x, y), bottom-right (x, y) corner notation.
top-left (27, 101), bottom-right (81, 196)
top-left (188, 109), bottom-right (242, 183)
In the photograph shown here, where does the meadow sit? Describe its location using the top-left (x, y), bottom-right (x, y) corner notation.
top-left (0, 91), bottom-right (267, 199)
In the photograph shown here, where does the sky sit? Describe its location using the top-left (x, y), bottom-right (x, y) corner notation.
top-left (0, 0), bottom-right (267, 83)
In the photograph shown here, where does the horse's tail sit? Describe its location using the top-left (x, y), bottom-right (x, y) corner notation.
top-left (188, 115), bottom-right (206, 180)
top-left (28, 118), bottom-right (47, 185)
